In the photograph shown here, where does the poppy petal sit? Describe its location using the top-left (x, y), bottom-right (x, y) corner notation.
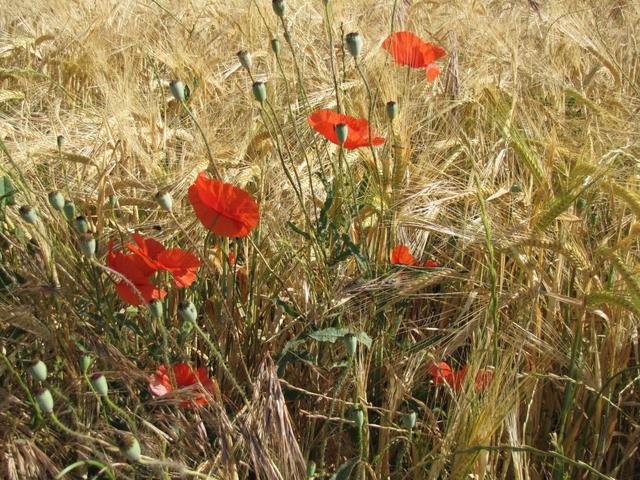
top-left (426, 63), bottom-right (441, 82)
top-left (391, 245), bottom-right (416, 265)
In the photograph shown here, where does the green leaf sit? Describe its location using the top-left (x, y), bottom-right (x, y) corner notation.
top-left (354, 331), bottom-right (372, 349)
top-left (330, 457), bottom-right (359, 480)
top-left (308, 327), bottom-right (350, 344)
top-left (0, 175), bottom-right (17, 206)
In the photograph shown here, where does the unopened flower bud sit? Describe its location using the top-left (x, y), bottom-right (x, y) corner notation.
top-left (272, 0), bottom-right (286, 17)
top-left (237, 50), bottom-right (253, 72)
top-left (79, 233), bottom-right (96, 257)
top-left (91, 373), bottom-right (109, 397)
top-left (19, 206), bottom-right (38, 224)
top-left (29, 359), bottom-right (48, 382)
top-left (403, 411), bottom-right (417, 430)
top-left (386, 101), bottom-right (398, 121)
top-left (57, 135), bottom-right (65, 150)
top-left (80, 355), bottom-right (93, 374)
top-left (36, 389), bottom-right (54, 413)
top-left (108, 194), bottom-right (118, 208)
top-left (343, 333), bottom-right (357, 356)
top-left (351, 408), bottom-right (364, 428)
top-left (149, 299), bottom-right (163, 319)
top-left (118, 434), bottom-right (141, 462)
top-left (252, 82), bottom-right (267, 103)
top-left (271, 38), bottom-right (281, 55)
top-left (306, 460), bottom-right (316, 478)
top-left (178, 301), bottom-right (198, 323)
top-left (335, 123), bottom-right (348, 146)
top-left (345, 32), bottom-right (363, 58)
top-left (75, 215), bottom-right (89, 233)
top-left (510, 183), bottom-right (522, 194)
top-left (576, 197), bottom-right (587, 211)
top-left (48, 191), bottom-right (65, 210)
top-left (155, 190), bottom-right (172, 211)
top-left (170, 80), bottom-right (186, 102)
top-left (63, 200), bottom-right (76, 222)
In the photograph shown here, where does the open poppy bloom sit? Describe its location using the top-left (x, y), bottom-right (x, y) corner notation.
top-left (382, 31), bottom-right (446, 81)
top-left (149, 363), bottom-right (219, 408)
top-left (391, 245), bottom-right (439, 268)
top-left (428, 362), bottom-right (493, 393)
top-left (188, 172), bottom-right (259, 237)
top-left (307, 109), bottom-right (385, 150)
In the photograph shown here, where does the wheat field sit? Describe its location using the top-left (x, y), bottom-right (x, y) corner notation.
top-left (1, 0), bottom-right (639, 479)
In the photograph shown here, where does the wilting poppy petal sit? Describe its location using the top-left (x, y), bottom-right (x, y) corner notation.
top-left (383, 31), bottom-right (446, 72)
top-left (307, 109), bottom-right (385, 150)
top-left (149, 365), bottom-right (171, 397)
top-left (426, 63), bottom-right (441, 82)
top-left (188, 173), bottom-right (259, 238)
top-left (391, 245), bottom-right (416, 265)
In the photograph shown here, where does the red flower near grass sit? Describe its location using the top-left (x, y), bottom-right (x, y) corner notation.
top-left (188, 172), bottom-right (259, 238)
top-left (391, 245), bottom-right (439, 268)
top-left (307, 109), bottom-right (385, 150)
top-left (428, 361), bottom-right (493, 393)
top-left (382, 31), bottom-right (446, 82)
top-left (149, 363), bottom-right (219, 408)
top-left (107, 234), bottom-right (200, 305)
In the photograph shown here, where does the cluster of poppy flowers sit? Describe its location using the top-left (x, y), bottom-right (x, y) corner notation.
top-left (391, 245), bottom-right (439, 268)
top-left (148, 363), bottom-right (218, 408)
top-left (428, 362), bottom-right (493, 393)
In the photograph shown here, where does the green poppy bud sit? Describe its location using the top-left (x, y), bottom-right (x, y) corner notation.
top-left (272, 0), bottom-right (286, 17)
top-left (56, 135), bottom-right (65, 150)
top-left (271, 38), bottom-right (281, 55)
top-left (36, 389), bottom-right (54, 413)
top-left (108, 194), bottom-right (118, 208)
top-left (118, 434), bottom-right (141, 463)
top-left (252, 82), bottom-right (267, 103)
top-left (343, 333), bottom-right (357, 356)
top-left (63, 200), bottom-right (76, 222)
top-left (29, 359), bottom-right (48, 382)
top-left (75, 215), bottom-right (89, 233)
top-left (335, 123), bottom-right (348, 146)
top-left (350, 408), bottom-right (364, 428)
top-left (170, 80), bottom-right (186, 102)
top-left (403, 411), bottom-right (417, 430)
top-left (79, 233), bottom-right (96, 257)
top-left (510, 183), bottom-right (522, 194)
top-left (306, 460), bottom-right (316, 478)
top-left (19, 206), bottom-right (38, 225)
top-left (576, 197), bottom-right (587, 212)
top-left (386, 101), bottom-right (398, 121)
top-left (237, 50), bottom-right (253, 72)
top-left (345, 32), bottom-right (363, 58)
top-left (155, 190), bottom-right (172, 211)
top-left (80, 355), bottom-right (93, 374)
top-left (48, 191), bottom-right (65, 210)
top-left (178, 300), bottom-right (198, 323)
top-left (149, 299), bottom-right (163, 319)
top-left (91, 373), bottom-right (109, 397)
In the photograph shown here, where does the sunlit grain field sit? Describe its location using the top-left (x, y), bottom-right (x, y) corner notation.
top-left (1, 0), bottom-right (639, 478)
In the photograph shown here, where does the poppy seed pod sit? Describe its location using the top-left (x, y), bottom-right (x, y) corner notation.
top-left (80, 355), bottom-right (93, 374)
top-left (19, 206), bottom-right (38, 225)
top-left (178, 300), bottom-right (198, 323)
top-left (56, 135), bottom-right (65, 150)
top-left (335, 123), bottom-right (349, 146)
top-left (36, 389), bottom-right (54, 413)
top-left (237, 50), bottom-right (253, 72)
top-left (386, 101), bottom-right (398, 121)
top-left (91, 373), bottom-right (109, 397)
top-left (118, 434), bottom-right (141, 462)
top-left (345, 32), bottom-right (363, 58)
top-left (271, 38), bottom-right (281, 55)
top-left (510, 183), bottom-right (522, 194)
top-left (343, 332), bottom-right (357, 356)
top-left (306, 461), bottom-right (316, 478)
top-left (272, 0), bottom-right (286, 17)
top-left (48, 191), bottom-right (65, 210)
top-left (63, 200), bottom-right (76, 222)
top-left (28, 359), bottom-right (48, 382)
top-left (403, 411), bottom-right (417, 430)
top-left (170, 80), bottom-right (186, 102)
top-left (75, 215), bottom-right (89, 233)
top-left (149, 299), bottom-right (163, 319)
top-left (155, 190), bottom-right (173, 211)
top-left (252, 82), bottom-right (267, 103)
top-left (79, 233), bottom-right (96, 257)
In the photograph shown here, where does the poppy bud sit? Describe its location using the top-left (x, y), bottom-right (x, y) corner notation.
top-left (272, 0), bottom-right (286, 17)
top-left (343, 333), bottom-right (357, 356)
top-left (91, 373), bottom-right (109, 397)
top-left (350, 408), bottom-right (364, 428)
top-left (252, 82), bottom-right (267, 103)
top-left (48, 191), bottom-right (65, 210)
top-left (79, 233), bottom-right (96, 257)
top-left (576, 197), bottom-right (587, 212)
top-left (306, 461), bottom-right (316, 478)
top-left (345, 32), bottom-right (363, 58)
top-left (36, 388), bottom-right (54, 413)
top-left (75, 215), bottom-right (89, 233)
top-left (149, 299), bottom-right (163, 319)
top-left (56, 135), bottom-right (65, 150)
top-left (80, 355), bottom-right (93, 374)
top-left (271, 38), bottom-right (281, 55)
top-left (170, 80), bottom-right (186, 102)
top-left (19, 206), bottom-right (38, 225)
top-left (118, 433), bottom-right (141, 462)
top-left (29, 359), bottom-right (48, 382)
top-left (386, 101), bottom-right (398, 121)
top-left (178, 300), bottom-right (198, 323)
top-left (237, 50), bottom-right (253, 72)
top-left (108, 194), bottom-right (118, 208)
top-left (510, 183), bottom-right (522, 194)
top-left (155, 190), bottom-right (173, 211)
top-left (335, 123), bottom-right (348, 146)
top-left (63, 200), bottom-right (76, 222)
top-left (403, 411), bottom-right (417, 430)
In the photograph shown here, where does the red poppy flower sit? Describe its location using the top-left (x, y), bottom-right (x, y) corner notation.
top-left (126, 233), bottom-right (200, 288)
top-left (427, 362), bottom-right (454, 385)
top-left (307, 109), bottom-right (385, 150)
top-left (149, 363), bottom-right (218, 407)
top-left (188, 172), bottom-right (259, 237)
top-left (422, 260), bottom-right (440, 268)
top-left (382, 31), bottom-right (445, 81)
top-left (428, 362), bottom-right (493, 393)
top-left (391, 245), bottom-right (416, 265)
top-left (107, 241), bottom-right (166, 306)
